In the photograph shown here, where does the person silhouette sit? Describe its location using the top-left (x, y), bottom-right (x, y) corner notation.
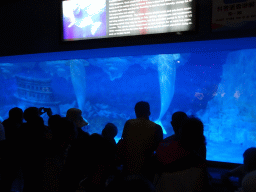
top-left (120, 101), bottom-right (163, 180)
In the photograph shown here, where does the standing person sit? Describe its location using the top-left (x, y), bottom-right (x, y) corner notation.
top-left (2, 107), bottom-right (23, 141)
top-left (0, 121), bottom-right (5, 141)
top-left (66, 108), bottom-right (89, 139)
top-left (59, 108), bottom-right (90, 192)
top-left (120, 101), bottom-right (163, 180)
top-left (0, 107), bottom-right (23, 192)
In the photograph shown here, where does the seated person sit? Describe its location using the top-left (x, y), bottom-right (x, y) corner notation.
top-left (155, 116), bottom-right (209, 191)
top-left (102, 123), bottom-right (118, 146)
top-left (227, 147), bottom-right (256, 192)
top-left (156, 116), bottom-right (207, 169)
top-left (165, 111), bottom-right (188, 142)
top-left (157, 111), bottom-right (188, 157)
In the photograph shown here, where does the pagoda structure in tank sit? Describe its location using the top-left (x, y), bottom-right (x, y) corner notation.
top-left (14, 63), bottom-right (60, 114)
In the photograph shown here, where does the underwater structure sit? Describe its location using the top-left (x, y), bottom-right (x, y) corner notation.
top-left (14, 64), bottom-right (60, 114)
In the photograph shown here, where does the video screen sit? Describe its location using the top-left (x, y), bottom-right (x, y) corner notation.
top-left (62, 0), bottom-right (195, 41)
top-left (1, 39), bottom-right (255, 164)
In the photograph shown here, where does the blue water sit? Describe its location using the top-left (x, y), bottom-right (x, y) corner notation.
top-left (1, 38), bottom-right (256, 164)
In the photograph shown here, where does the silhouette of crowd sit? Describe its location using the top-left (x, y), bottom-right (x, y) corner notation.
top-left (0, 101), bottom-right (255, 192)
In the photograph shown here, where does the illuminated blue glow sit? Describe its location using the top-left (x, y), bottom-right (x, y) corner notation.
top-left (1, 37), bottom-right (256, 164)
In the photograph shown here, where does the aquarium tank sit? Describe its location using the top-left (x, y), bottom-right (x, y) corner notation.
top-left (1, 37), bottom-right (256, 164)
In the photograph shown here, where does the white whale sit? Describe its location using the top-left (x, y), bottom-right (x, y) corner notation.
top-left (153, 54), bottom-right (180, 134)
top-left (70, 59), bottom-right (88, 112)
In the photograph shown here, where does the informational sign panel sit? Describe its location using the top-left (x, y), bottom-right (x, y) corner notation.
top-left (212, 0), bottom-right (256, 32)
top-left (62, 0), bottom-right (196, 41)
top-left (108, 0), bottom-right (195, 37)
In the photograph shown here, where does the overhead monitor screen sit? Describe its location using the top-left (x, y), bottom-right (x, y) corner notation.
top-left (62, 0), bottom-right (195, 41)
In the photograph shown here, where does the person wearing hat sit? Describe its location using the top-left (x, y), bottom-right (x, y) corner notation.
top-left (66, 108), bottom-right (89, 140)
top-left (60, 108), bottom-right (90, 192)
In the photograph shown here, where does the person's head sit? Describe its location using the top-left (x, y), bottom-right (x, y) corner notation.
top-left (134, 101), bottom-right (151, 118)
top-left (24, 107), bottom-right (40, 122)
top-left (66, 108), bottom-right (88, 128)
top-left (51, 117), bottom-right (77, 147)
top-left (48, 114), bottom-right (62, 130)
top-left (102, 123), bottom-right (118, 139)
top-left (171, 111), bottom-right (188, 135)
top-left (179, 116), bottom-right (206, 151)
top-left (9, 107), bottom-right (23, 123)
top-left (24, 115), bottom-right (46, 139)
top-left (243, 147), bottom-right (256, 173)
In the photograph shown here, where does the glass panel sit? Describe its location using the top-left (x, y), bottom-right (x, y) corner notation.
top-left (1, 40), bottom-right (256, 164)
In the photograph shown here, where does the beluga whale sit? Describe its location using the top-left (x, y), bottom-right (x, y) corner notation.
top-left (151, 54), bottom-right (181, 134)
top-left (69, 59), bottom-right (89, 113)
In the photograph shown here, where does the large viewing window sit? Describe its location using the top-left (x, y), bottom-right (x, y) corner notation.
top-left (1, 37), bottom-right (256, 164)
